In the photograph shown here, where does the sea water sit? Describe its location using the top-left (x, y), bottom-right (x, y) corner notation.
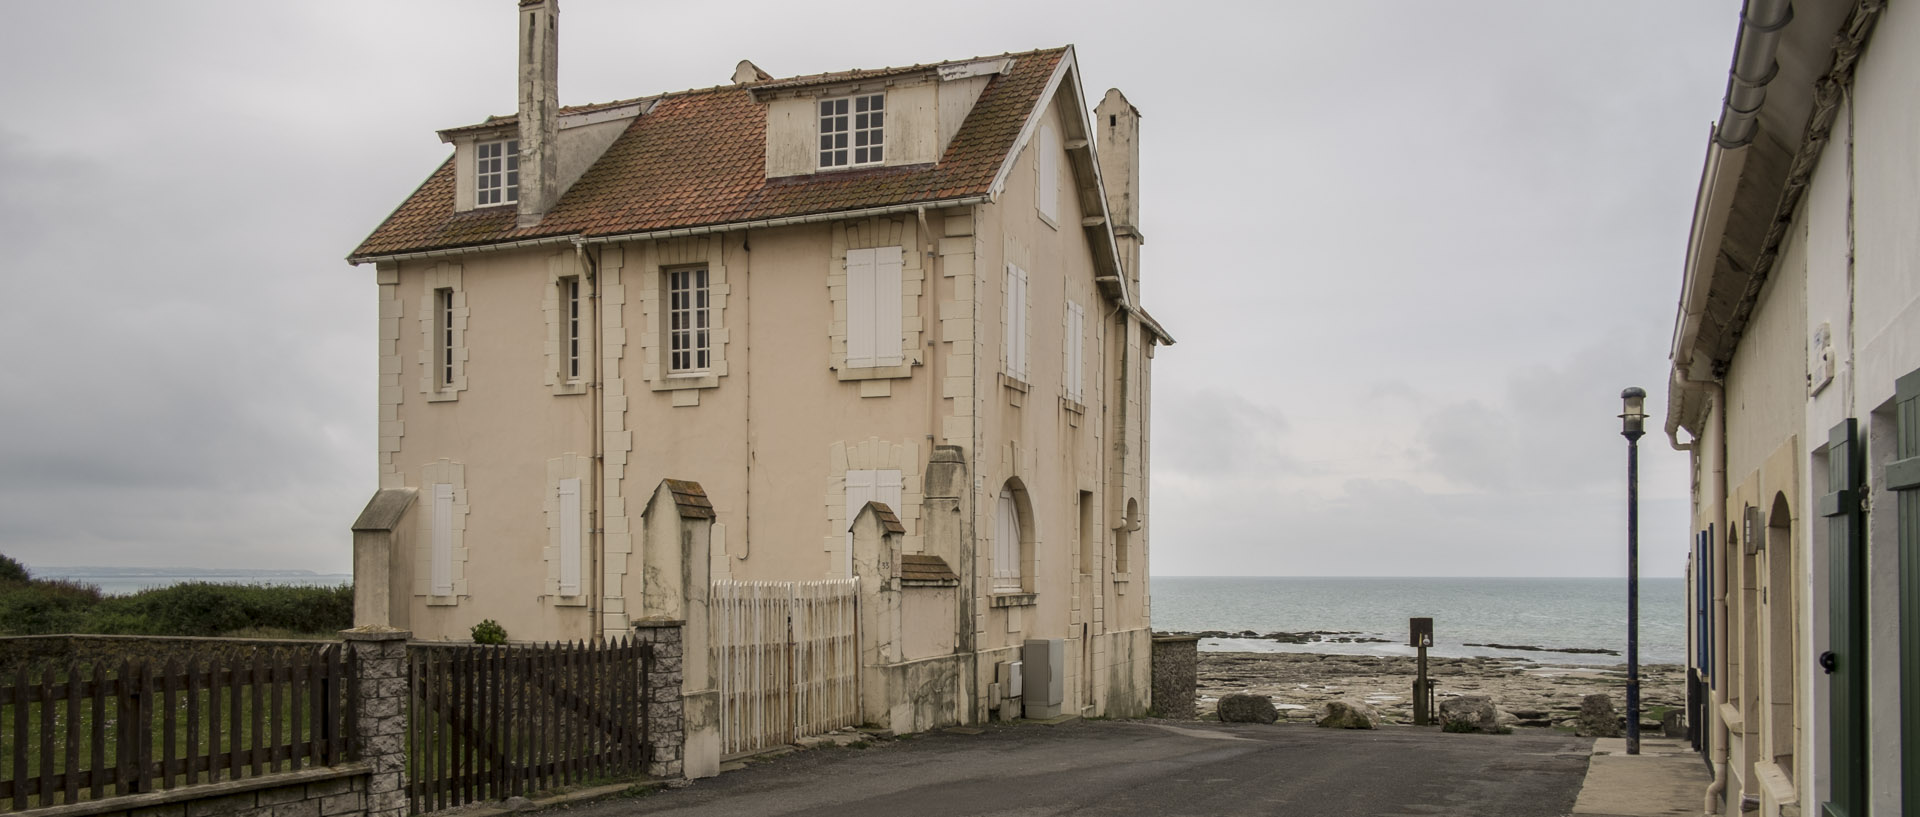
top-left (1150, 576), bottom-right (1687, 666)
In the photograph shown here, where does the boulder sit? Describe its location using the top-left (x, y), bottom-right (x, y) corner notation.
top-left (1579, 694), bottom-right (1622, 738)
top-left (1661, 710), bottom-right (1687, 738)
top-left (1216, 693), bottom-right (1279, 724)
top-left (1438, 695), bottom-right (1504, 734)
top-left (1316, 700), bottom-right (1378, 729)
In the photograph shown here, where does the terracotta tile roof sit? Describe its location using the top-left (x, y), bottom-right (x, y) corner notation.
top-left (857, 501), bottom-right (907, 534)
top-left (659, 479), bottom-right (714, 519)
top-left (350, 48), bottom-right (1066, 261)
top-left (898, 554), bottom-right (959, 584)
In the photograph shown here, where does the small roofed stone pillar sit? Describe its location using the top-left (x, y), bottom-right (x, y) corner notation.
top-left (351, 488), bottom-right (417, 629)
top-left (639, 479), bottom-right (718, 779)
top-left (851, 501), bottom-right (905, 728)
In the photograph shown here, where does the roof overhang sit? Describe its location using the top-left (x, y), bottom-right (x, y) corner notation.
top-left (986, 46), bottom-right (1134, 311)
top-left (1665, 0), bottom-right (1871, 438)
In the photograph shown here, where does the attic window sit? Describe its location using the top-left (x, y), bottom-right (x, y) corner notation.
top-left (476, 139), bottom-right (519, 206)
top-left (819, 94), bottom-right (883, 169)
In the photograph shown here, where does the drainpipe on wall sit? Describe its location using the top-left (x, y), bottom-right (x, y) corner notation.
top-left (1673, 372), bottom-right (1729, 816)
top-left (577, 240), bottom-right (603, 636)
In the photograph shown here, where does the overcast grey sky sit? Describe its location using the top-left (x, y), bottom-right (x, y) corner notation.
top-left (0, 1), bottom-right (1735, 578)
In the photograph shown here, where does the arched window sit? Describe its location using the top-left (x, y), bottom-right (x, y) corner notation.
top-left (993, 481), bottom-right (1033, 592)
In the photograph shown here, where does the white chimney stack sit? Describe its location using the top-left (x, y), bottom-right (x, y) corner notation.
top-left (517, 0), bottom-right (560, 227)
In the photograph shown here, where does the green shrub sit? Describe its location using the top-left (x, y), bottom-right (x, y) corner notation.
top-left (0, 554), bottom-right (29, 584)
top-left (0, 578), bottom-right (101, 634)
top-left (471, 619), bottom-right (508, 644)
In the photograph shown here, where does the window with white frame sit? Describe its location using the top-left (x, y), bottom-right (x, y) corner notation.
top-left (561, 275), bottom-right (582, 381)
top-left (846, 247), bottom-right (904, 368)
top-left (476, 139), bottom-right (519, 206)
top-left (1064, 300), bottom-right (1085, 403)
top-left (993, 486), bottom-right (1023, 592)
top-left (434, 287), bottom-right (456, 389)
top-left (1004, 264), bottom-right (1029, 381)
top-left (819, 94), bottom-right (884, 169)
top-left (668, 266), bottom-right (711, 374)
top-left (844, 469), bottom-right (903, 577)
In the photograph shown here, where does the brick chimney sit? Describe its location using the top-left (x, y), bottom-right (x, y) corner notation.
top-left (1094, 89), bottom-right (1141, 298)
top-left (517, 0), bottom-right (560, 227)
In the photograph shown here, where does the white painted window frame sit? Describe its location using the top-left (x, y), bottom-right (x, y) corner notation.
top-left (818, 93), bottom-right (885, 170)
top-left (435, 287), bottom-right (456, 390)
top-left (475, 138), bottom-right (520, 207)
top-left (562, 275), bottom-right (582, 381)
top-left (667, 266), bottom-right (712, 375)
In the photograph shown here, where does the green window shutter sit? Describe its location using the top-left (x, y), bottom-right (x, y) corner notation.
top-left (1822, 418), bottom-right (1867, 817)
top-left (1891, 368), bottom-right (1920, 817)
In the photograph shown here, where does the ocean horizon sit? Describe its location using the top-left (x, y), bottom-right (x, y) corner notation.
top-left (1150, 575), bottom-right (1686, 666)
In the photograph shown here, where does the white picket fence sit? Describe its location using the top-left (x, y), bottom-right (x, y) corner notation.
top-left (710, 579), bottom-right (861, 757)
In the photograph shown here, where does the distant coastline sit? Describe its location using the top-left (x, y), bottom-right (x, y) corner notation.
top-left (27, 566), bottom-right (353, 596)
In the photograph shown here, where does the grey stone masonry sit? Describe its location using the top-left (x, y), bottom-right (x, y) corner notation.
top-left (1151, 635), bottom-right (1200, 719)
top-left (632, 621), bottom-right (684, 779)
top-left (341, 628), bottom-right (409, 817)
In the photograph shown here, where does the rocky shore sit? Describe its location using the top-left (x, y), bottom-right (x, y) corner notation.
top-left (1195, 651), bottom-right (1686, 730)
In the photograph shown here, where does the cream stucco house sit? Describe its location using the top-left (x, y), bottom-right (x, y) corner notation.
top-left (347, 0), bottom-right (1169, 731)
top-left (1667, 1), bottom-right (1917, 814)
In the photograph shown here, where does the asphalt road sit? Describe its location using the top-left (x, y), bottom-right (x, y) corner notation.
top-left (568, 720), bottom-right (1594, 817)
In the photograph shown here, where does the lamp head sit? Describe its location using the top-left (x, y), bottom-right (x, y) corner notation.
top-left (1620, 386), bottom-right (1646, 439)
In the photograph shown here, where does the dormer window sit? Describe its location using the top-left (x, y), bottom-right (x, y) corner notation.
top-left (476, 139), bottom-right (519, 206)
top-left (819, 94), bottom-right (883, 169)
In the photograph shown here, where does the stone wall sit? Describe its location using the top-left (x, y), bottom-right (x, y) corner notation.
top-left (1150, 635), bottom-right (1199, 719)
top-left (632, 621), bottom-right (684, 778)
top-left (51, 766), bottom-right (370, 817)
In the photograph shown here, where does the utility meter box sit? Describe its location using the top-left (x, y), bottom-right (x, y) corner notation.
top-left (1022, 639), bottom-right (1064, 719)
top-left (998, 659), bottom-right (1023, 699)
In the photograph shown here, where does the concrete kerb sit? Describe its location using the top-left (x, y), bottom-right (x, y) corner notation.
top-left (1570, 737), bottom-right (1711, 817)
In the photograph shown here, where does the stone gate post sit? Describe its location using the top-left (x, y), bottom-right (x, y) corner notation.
top-left (342, 627), bottom-right (410, 817)
top-left (639, 479), bottom-right (718, 779)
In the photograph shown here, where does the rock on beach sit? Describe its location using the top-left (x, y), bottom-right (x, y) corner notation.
top-left (1192, 652), bottom-right (1685, 730)
top-left (1216, 692), bottom-right (1279, 724)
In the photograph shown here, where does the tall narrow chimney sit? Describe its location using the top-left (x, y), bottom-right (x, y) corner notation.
top-left (1094, 89), bottom-right (1142, 299)
top-left (517, 0), bottom-right (560, 227)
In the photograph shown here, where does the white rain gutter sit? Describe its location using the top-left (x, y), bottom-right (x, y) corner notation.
top-left (574, 198), bottom-right (991, 248)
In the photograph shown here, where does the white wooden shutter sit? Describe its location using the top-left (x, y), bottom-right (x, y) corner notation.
top-left (845, 469), bottom-right (877, 576)
top-left (1005, 264), bottom-right (1029, 381)
top-left (431, 483), bottom-right (454, 596)
top-left (994, 488), bottom-right (1020, 591)
top-left (874, 247), bottom-right (904, 366)
top-left (846, 248), bottom-right (877, 367)
top-left (844, 469), bottom-right (903, 576)
top-left (558, 478), bottom-right (581, 596)
top-left (1066, 300), bottom-right (1085, 402)
top-left (1037, 124), bottom-right (1059, 221)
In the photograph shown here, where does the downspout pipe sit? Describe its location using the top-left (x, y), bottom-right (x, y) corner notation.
top-left (1671, 370), bottom-right (1729, 816)
top-left (1715, 0), bottom-right (1794, 149)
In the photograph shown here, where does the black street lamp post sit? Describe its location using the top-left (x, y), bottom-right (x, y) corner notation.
top-left (1620, 386), bottom-right (1646, 756)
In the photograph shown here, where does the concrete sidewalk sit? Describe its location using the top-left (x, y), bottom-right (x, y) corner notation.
top-left (1572, 736), bottom-right (1711, 817)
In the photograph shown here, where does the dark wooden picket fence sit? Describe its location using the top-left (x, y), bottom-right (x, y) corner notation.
top-left (0, 645), bottom-right (351, 812)
top-left (407, 639), bottom-right (649, 814)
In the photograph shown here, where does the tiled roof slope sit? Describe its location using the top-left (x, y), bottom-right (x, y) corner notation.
top-left (350, 48), bottom-right (1065, 260)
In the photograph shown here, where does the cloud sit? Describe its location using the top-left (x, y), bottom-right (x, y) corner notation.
top-left (1155, 390), bottom-right (1302, 478)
